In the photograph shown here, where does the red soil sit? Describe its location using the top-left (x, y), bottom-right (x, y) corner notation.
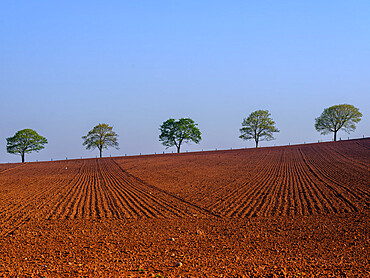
top-left (0, 139), bottom-right (369, 277)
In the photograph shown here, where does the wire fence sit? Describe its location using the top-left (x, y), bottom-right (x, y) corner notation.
top-left (2, 135), bottom-right (369, 164)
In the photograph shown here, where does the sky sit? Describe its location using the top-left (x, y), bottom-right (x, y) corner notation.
top-left (1, 1), bottom-right (369, 163)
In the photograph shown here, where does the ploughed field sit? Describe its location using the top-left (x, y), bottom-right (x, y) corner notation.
top-left (0, 139), bottom-right (369, 277)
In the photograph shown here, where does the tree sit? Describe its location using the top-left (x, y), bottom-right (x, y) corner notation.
top-left (239, 110), bottom-right (279, 148)
top-left (159, 118), bottom-right (202, 153)
top-left (315, 104), bottom-right (362, 141)
top-left (82, 123), bottom-right (119, 158)
top-left (6, 129), bottom-right (48, 163)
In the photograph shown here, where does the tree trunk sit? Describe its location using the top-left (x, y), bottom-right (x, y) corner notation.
top-left (334, 131), bottom-right (337, 142)
top-left (99, 148), bottom-right (102, 158)
top-left (21, 153), bottom-right (25, 163)
top-left (177, 145), bottom-right (181, 153)
top-left (254, 133), bottom-right (259, 148)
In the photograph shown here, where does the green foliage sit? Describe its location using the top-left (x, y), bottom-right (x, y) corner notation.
top-left (82, 123), bottom-right (119, 157)
top-left (239, 110), bottom-right (279, 148)
top-left (137, 267), bottom-right (145, 272)
top-left (6, 129), bottom-right (48, 162)
top-left (315, 104), bottom-right (362, 141)
top-left (159, 118), bottom-right (201, 153)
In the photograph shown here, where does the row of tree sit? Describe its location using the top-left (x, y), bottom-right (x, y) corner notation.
top-left (5, 104), bottom-right (363, 162)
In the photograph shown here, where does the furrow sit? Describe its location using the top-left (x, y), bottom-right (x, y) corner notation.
top-left (299, 148), bottom-right (361, 212)
top-left (227, 150), bottom-right (284, 217)
top-left (111, 158), bottom-right (218, 218)
top-left (101, 159), bottom-right (189, 218)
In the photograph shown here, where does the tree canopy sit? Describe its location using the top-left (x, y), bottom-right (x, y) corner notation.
top-left (240, 110), bottom-right (279, 148)
top-left (82, 123), bottom-right (119, 158)
top-left (6, 129), bottom-right (48, 162)
top-left (315, 104), bottom-right (362, 141)
top-left (159, 118), bottom-right (201, 153)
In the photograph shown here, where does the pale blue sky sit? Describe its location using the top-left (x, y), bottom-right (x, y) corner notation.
top-left (1, 1), bottom-right (369, 162)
